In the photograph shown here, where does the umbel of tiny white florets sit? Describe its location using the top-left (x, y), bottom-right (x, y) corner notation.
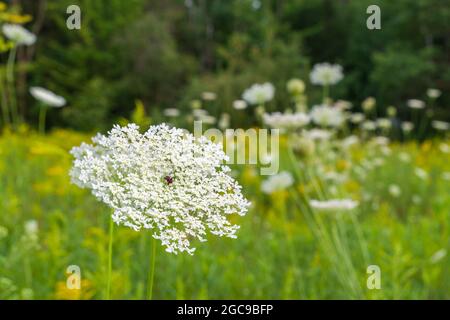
top-left (70, 123), bottom-right (250, 255)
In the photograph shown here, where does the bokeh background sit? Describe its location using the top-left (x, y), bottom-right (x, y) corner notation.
top-left (0, 0), bottom-right (449, 300)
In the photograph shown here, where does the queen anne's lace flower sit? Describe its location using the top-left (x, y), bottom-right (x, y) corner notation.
top-left (310, 104), bottom-right (345, 127)
top-left (310, 63), bottom-right (343, 86)
top-left (310, 199), bottom-right (358, 211)
top-left (70, 123), bottom-right (250, 254)
top-left (263, 112), bottom-right (310, 130)
top-left (30, 87), bottom-right (66, 107)
top-left (261, 171), bottom-right (294, 194)
top-left (2, 24), bottom-right (36, 46)
top-left (242, 82), bottom-right (275, 105)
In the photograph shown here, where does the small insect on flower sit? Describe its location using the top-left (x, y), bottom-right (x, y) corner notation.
top-left (164, 176), bottom-right (174, 185)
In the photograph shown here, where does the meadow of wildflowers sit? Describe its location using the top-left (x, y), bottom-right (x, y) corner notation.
top-left (0, 1), bottom-right (449, 301)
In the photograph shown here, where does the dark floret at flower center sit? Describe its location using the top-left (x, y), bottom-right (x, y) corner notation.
top-left (164, 175), bottom-right (174, 185)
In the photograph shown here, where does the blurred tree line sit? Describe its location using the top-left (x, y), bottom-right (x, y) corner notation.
top-left (11, 0), bottom-right (450, 130)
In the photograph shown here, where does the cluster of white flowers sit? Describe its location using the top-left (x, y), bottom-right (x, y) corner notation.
top-left (30, 87), bottom-right (66, 107)
top-left (310, 104), bottom-right (345, 127)
top-left (2, 24), bottom-right (36, 46)
top-left (263, 112), bottom-right (310, 130)
top-left (310, 63), bottom-right (344, 86)
top-left (261, 171), bottom-right (294, 194)
top-left (70, 123), bottom-right (250, 255)
top-left (242, 82), bottom-right (275, 105)
top-left (309, 199), bottom-right (358, 211)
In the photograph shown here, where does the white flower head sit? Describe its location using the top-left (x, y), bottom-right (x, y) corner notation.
top-left (163, 108), bottom-right (180, 117)
top-left (426, 88), bottom-right (441, 99)
top-left (362, 120), bottom-right (376, 131)
top-left (30, 87), bottom-right (66, 107)
top-left (310, 199), bottom-right (358, 211)
top-left (261, 171), bottom-right (294, 194)
top-left (407, 99), bottom-right (425, 109)
top-left (362, 97), bottom-right (376, 112)
top-left (432, 120), bottom-right (449, 131)
top-left (376, 118), bottom-right (391, 129)
top-left (233, 99), bottom-right (248, 110)
top-left (70, 123), bottom-right (250, 255)
top-left (303, 128), bottom-right (333, 140)
top-left (388, 184), bottom-right (401, 197)
top-left (201, 92), bottom-right (217, 101)
top-left (24, 220), bottom-right (39, 235)
top-left (401, 121), bottom-right (414, 133)
top-left (263, 112), bottom-right (310, 130)
top-left (310, 63), bottom-right (344, 86)
top-left (349, 113), bottom-right (365, 124)
top-left (242, 82), bottom-right (275, 105)
top-left (2, 24), bottom-right (36, 46)
top-left (310, 104), bottom-right (345, 127)
top-left (286, 78), bottom-right (305, 95)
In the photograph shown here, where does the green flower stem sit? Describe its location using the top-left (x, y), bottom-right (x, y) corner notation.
top-left (0, 73), bottom-right (10, 127)
top-left (38, 105), bottom-right (48, 134)
top-left (105, 215), bottom-right (114, 300)
top-left (6, 45), bottom-right (19, 127)
top-left (146, 235), bottom-right (157, 300)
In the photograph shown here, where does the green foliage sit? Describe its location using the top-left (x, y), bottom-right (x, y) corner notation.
top-left (24, 0), bottom-right (450, 129)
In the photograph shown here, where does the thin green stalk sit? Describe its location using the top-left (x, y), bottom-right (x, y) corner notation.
top-left (146, 235), bottom-right (157, 300)
top-left (6, 45), bottom-right (19, 127)
top-left (0, 73), bottom-right (10, 127)
top-left (38, 106), bottom-right (48, 134)
top-left (105, 215), bottom-right (114, 300)
top-left (323, 84), bottom-right (329, 103)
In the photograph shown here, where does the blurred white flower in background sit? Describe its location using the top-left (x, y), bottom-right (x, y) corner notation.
top-left (70, 123), bottom-right (250, 254)
top-left (335, 100), bottom-right (352, 110)
top-left (388, 184), bottom-right (401, 197)
top-left (387, 106), bottom-right (397, 117)
top-left (362, 97), bottom-right (376, 112)
top-left (233, 99), bottom-right (247, 110)
top-left (341, 135), bottom-right (359, 149)
top-left (407, 99), bottom-right (425, 109)
top-left (263, 112), bottom-right (310, 130)
top-left (2, 24), bottom-right (36, 46)
top-left (414, 167), bottom-right (428, 180)
top-left (24, 220), bottom-right (39, 234)
top-left (439, 143), bottom-right (449, 154)
top-left (310, 104), bottom-right (345, 127)
top-left (361, 120), bottom-right (376, 131)
top-left (192, 108), bottom-right (208, 118)
top-left (309, 199), bottom-right (358, 211)
top-left (426, 88), bottom-right (441, 99)
top-left (261, 171), bottom-right (294, 194)
top-left (242, 82), bottom-right (275, 105)
top-left (401, 121), bottom-right (414, 133)
top-left (310, 63), bottom-right (343, 86)
top-left (163, 108), bottom-right (180, 117)
top-left (218, 113), bottom-right (230, 129)
top-left (201, 91), bottom-right (217, 101)
top-left (376, 118), bottom-right (391, 130)
top-left (286, 78), bottom-right (305, 95)
top-left (349, 113), bottom-right (365, 124)
top-left (29, 87), bottom-right (66, 107)
top-left (430, 249), bottom-right (447, 264)
top-left (303, 128), bottom-right (333, 140)
top-left (431, 120), bottom-right (449, 131)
